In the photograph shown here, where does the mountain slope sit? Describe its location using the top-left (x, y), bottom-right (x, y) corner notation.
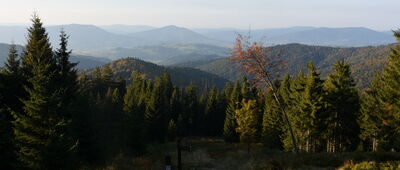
top-left (129, 25), bottom-right (222, 45)
top-left (46, 24), bottom-right (142, 50)
top-left (197, 27), bottom-right (395, 47)
top-left (85, 57), bottom-right (229, 90)
top-left (78, 43), bottom-right (230, 64)
top-left (177, 43), bottom-right (396, 89)
top-left (196, 26), bottom-right (316, 43)
top-left (269, 27), bottom-right (395, 47)
top-left (99, 25), bottom-right (156, 34)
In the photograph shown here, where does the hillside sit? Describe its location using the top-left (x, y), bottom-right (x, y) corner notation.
top-left (46, 24), bottom-right (140, 50)
top-left (194, 27), bottom-right (396, 47)
top-left (99, 25), bottom-right (156, 34)
top-left (195, 26), bottom-right (316, 43)
top-left (269, 27), bottom-right (395, 47)
top-left (85, 57), bottom-right (229, 90)
top-left (128, 25), bottom-right (222, 45)
top-left (177, 43), bottom-right (396, 89)
top-left (78, 43), bottom-right (230, 64)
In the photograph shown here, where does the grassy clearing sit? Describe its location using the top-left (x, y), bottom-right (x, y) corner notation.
top-left (98, 137), bottom-right (400, 170)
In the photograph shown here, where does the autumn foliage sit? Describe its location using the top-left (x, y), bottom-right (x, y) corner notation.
top-left (230, 34), bottom-right (286, 90)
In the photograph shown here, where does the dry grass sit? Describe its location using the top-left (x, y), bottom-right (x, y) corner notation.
top-left (94, 137), bottom-right (400, 170)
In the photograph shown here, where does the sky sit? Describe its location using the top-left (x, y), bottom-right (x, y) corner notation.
top-left (0, 0), bottom-right (399, 30)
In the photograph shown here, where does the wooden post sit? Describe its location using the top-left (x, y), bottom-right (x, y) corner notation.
top-left (165, 155), bottom-right (171, 170)
top-left (177, 138), bottom-right (182, 170)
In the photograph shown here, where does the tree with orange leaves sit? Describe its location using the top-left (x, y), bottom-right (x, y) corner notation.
top-left (230, 35), bottom-right (299, 153)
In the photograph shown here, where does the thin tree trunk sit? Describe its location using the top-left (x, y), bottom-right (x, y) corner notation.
top-left (264, 75), bottom-right (299, 153)
top-left (306, 130), bottom-right (310, 152)
top-left (373, 132), bottom-right (378, 152)
top-left (247, 142), bottom-right (250, 154)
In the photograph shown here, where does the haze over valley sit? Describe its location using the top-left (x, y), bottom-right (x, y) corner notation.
top-left (1, 0), bottom-right (400, 169)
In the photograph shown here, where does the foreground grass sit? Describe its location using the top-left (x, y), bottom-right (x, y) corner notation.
top-left (96, 137), bottom-right (400, 170)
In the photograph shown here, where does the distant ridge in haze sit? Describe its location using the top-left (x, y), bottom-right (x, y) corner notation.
top-left (268, 27), bottom-right (396, 47)
top-left (100, 25), bottom-right (156, 34)
top-left (128, 25), bottom-right (223, 45)
top-left (197, 27), bottom-right (396, 47)
top-left (0, 25), bottom-right (395, 52)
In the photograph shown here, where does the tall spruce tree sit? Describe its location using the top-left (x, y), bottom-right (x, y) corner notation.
top-left (293, 62), bottom-right (326, 152)
top-left (2, 43), bottom-right (24, 112)
top-left (123, 71), bottom-right (146, 154)
top-left (362, 30), bottom-right (400, 151)
top-left (262, 88), bottom-right (284, 150)
top-left (281, 72), bottom-right (306, 151)
top-left (223, 81), bottom-right (242, 142)
top-left (359, 75), bottom-right (383, 151)
top-left (324, 60), bottom-right (360, 152)
top-left (0, 43), bottom-right (23, 169)
top-left (204, 87), bottom-right (222, 136)
top-left (145, 77), bottom-right (167, 142)
top-left (235, 99), bottom-right (259, 153)
top-left (55, 29), bottom-right (77, 103)
top-left (182, 83), bottom-right (198, 136)
top-left (4, 44), bottom-right (21, 75)
top-left (13, 14), bottom-right (77, 169)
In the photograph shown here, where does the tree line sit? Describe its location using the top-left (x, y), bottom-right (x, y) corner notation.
top-left (0, 15), bottom-right (400, 169)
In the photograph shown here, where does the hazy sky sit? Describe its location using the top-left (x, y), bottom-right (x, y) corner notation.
top-left (0, 0), bottom-right (399, 30)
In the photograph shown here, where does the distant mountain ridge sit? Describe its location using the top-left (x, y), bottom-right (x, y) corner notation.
top-left (0, 24), bottom-right (224, 50)
top-left (268, 27), bottom-right (395, 47)
top-left (99, 25), bottom-right (156, 34)
top-left (0, 25), bottom-right (395, 52)
top-left (127, 25), bottom-right (222, 45)
top-left (195, 27), bottom-right (395, 47)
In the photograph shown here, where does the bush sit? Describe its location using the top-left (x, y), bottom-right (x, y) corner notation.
top-left (340, 161), bottom-right (400, 170)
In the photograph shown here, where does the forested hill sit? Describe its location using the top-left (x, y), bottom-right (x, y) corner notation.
top-left (85, 57), bottom-right (229, 90)
top-left (177, 43), bottom-right (397, 89)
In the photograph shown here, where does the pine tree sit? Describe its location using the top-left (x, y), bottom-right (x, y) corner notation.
top-left (281, 72), bottom-right (305, 151)
top-left (235, 99), bottom-right (259, 153)
top-left (204, 87), bottom-right (221, 136)
top-left (13, 14), bottom-right (77, 169)
top-left (362, 30), bottom-right (400, 151)
top-left (0, 73), bottom-right (17, 169)
top-left (324, 60), bottom-right (360, 152)
top-left (55, 29), bottom-right (78, 102)
top-left (161, 71), bottom-right (174, 126)
top-left (124, 71), bottom-right (144, 114)
top-left (170, 87), bottom-right (181, 122)
top-left (4, 43), bottom-right (20, 75)
top-left (145, 77), bottom-right (167, 142)
top-left (182, 83), bottom-right (198, 136)
top-left (223, 81), bottom-right (241, 142)
top-left (123, 71), bottom-right (146, 154)
top-left (3, 43), bottom-right (24, 111)
top-left (359, 75), bottom-right (382, 151)
top-left (293, 62), bottom-right (326, 152)
top-left (262, 88), bottom-right (284, 150)
top-left (0, 43), bottom-right (25, 169)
